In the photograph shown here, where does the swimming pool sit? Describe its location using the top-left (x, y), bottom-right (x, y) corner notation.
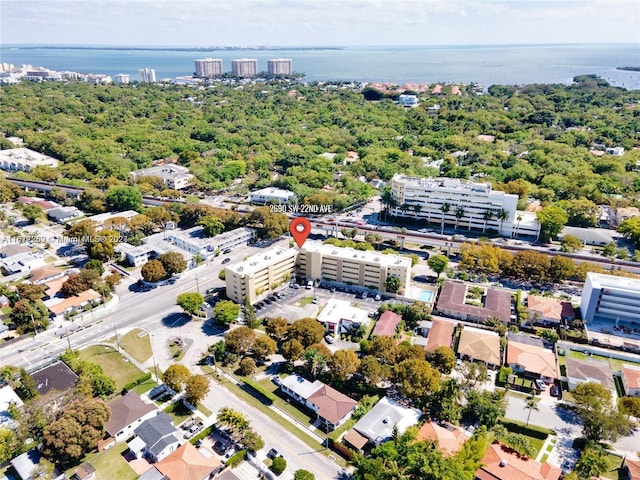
top-left (418, 290), bottom-right (434, 302)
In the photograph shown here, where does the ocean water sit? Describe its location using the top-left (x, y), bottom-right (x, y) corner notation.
top-left (1, 44), bottom-right (639, 89)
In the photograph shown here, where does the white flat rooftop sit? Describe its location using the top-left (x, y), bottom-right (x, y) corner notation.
top-left (302, 242), bottom-right (411, 268)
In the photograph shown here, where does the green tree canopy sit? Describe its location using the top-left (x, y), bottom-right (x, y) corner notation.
top-left (177, 292), bottom-right (204, 316)
top-left (105, 185), bottom-right (143, 211)
top-left (213, 300), bottom-right (241, 324)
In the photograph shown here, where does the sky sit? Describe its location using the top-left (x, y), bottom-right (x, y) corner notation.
top-left (1, 0), bottom-right (639, 47)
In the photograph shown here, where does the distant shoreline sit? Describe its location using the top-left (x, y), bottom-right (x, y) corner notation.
top-left (617, 66), bottom-right (640, 72)
top-left (1, 45), bottom-right (344, 52)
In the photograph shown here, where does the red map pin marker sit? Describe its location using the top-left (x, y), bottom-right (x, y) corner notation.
top-left (290, 217), bottom-right (311, 248)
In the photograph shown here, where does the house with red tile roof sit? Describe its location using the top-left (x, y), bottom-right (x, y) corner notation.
top-left (416, 421), bottom-right (469, 456)
top-left (621, 364), bottom-right (640, 397)
top-left (527, 296), bottom-right (574, 326)
top-left (506, 340), bottom-right (558, 383)
top-left (475, 442), bottom-right (561, 480)
top-left (436, 281), bottom-right (512, 324)
top-left (154, 443), bottom-right (222, 480)
top-left (424, 319), bottom-right (456, 354)
top-left (372, 310), bottom-right (402, 337)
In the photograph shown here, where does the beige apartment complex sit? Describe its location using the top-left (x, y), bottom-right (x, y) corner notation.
top-left (231, 58), bottom-right (258, 77)
top-left (225, 247), bottom-right (297, 303)
top-left (299, 243), bottom-right (412, 294)
top-left (224, 242), bottom-right (412, 304)
top-left (194, 58), bottom-right (223, 77)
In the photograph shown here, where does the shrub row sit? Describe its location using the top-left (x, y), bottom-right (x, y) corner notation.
top-left (241, 379), bottom-right (276, 404)
top-left (225, 449), bottom-right (246, 468)
top-left (123, 372), bottom-right (153, 391)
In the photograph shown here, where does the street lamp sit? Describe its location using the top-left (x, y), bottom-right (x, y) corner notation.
top-left (195, 275), bottom-right (201, 294)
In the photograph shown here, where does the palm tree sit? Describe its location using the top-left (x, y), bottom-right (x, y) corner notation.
top-left (413, 204), bottom-right (422, 220)
top-left (399, 203), bottom-right (410, 216)
top-left (497, 209), bottom-right (510, 235)
top-left (380, 189), bottom-right (397, 221)
top-left (440, 202), bottom-right (451, 234)
top-left (515, 213), bottom-right (523, 238)
top-left (525, 394), bottom-right (539, 426)
top-left (482, 209), bottom-right (494, 233)
top-left (454, 206), bottom-right (465, 230)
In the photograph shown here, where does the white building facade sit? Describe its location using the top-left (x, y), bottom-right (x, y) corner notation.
top-left (0, 148), bottom-right (59, 172)
top-left (579, 272), bottom-right (640, 325)
top-left (249, 187), bottom-right (297, 204)
top-left (390, 175), bottom-right (520, 237)
top-left (231, 58), bottom-right (258, 77)
top-left (267, 58), bottom-right (292, 75)
top-left (138, 68), bottom-right (156, 83)
top-left (130, 164), bottom-right (194, 190)
top-left (194, 58), bottom-right (223, 77)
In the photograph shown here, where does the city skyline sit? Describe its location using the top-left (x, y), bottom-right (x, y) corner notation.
top-left (1, 0), bottom-right (638, 47)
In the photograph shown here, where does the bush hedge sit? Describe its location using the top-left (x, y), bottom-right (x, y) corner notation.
top-left (122, 372), bottom-right (153, 391)
top-left (225, 449), bottom-right (246, 468)
top-left (241, 379), bottom-right (276, 404)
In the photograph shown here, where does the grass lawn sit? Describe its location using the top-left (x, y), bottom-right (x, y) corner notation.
top-left (131, 378), bottom-right (158, 395)
top-left (78, 345), bottom-right (143, 391)
top-left (297, 296), bottom-right (314, 307)
top-left (567, 350), bottom-right (640, 371)
top-left (168, 341), bottom-right (185, 361)
top-left (601, 453), bottom-right (625, 480)
top-left (164, 400), bottom-right (193, 426)
top-left (79, 442), bottom-right (137, 480)
top-left (198, 403), bottom-right (213, 418)
top-left (500, 419), bottom-right (553, 458)
top-left (118, 328), bottom-right (152, 364)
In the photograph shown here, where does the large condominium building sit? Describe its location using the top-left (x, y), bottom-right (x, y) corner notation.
top-left (167, 226), bottom-right (255, 260)
top-left (114, 73), bottom-right (130, 84)
top-left (194, 58), bottom-right (223, 77)
top-left (580, 272), bottom-right (640, 324)
top-left (299, 242), bottom-right (412, 294)
top-left (231, 58), bottom-right (258, 77)
top-left (129, 164), bottom-right (194, 190)
top-left (390, 175), bottom-right (519, 237)
top-left (267, 58), bottom-right (292, 75)
top-left (138, 68), bottom-right (156, 83)
top-left (0, 148), bottom-right (59, 173)
top-left (225, 248), bottom-right (298, 304)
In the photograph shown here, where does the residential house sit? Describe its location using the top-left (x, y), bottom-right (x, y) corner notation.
top-left (10, 449), bottom-right (65, 480)
top-left (153, 442), bottom-right (223, 480)
top-left (626, 458), bottom-right (640, 480)
top-left (130, 412), bottom-right (180, 463)
top-left (558, 226), bottom-right (620, 247)
top-left (621, 364), bottom-right (640, 397)
top-left (475, 442), bottom-right (561, 480)
top-left (0, 244), bottom-right (31, 259)
top-left (506, 338), bottom-right (558, 384)
top-left (345, 396), bottom-right (421, 449)
top-left (31, 360), bottom-right (78, 396)
top-left (72, 462), bottom-right (96, 480)
top-left (457, 326), bottom-right (501, 368)
top-left (424, 319), bottom-right (456, 354)
top-left (565, 357), bottom-right (615, 395)
top-left (0, 294), bottom-right (10, 307)
top-left (316, 299), bottom-right (370, 335)
top-left (1, 250), bottom-right (46, 275)
top-left (104, 391), bottom-right (158, 442)
top-left (0, 385), bottom-right (23, 430)
top-left (17, 196), bottom-right (57, 210)
top-left (527, 296), bottom-right (574, 327)
top-left (47, 206), bottom-right (82, 224)
top-left (45, 288), bottom-right (102, 319)
top-left (435, 281), bottom-right (513, 324)
top-left (280, 375), bottom-right (357, 430)
top-left (29, 265), bottom-right (65, 285)
top-left (371, 310), bottom-right (402, 337)
top-left (416, 421), bottom-right (469, 456)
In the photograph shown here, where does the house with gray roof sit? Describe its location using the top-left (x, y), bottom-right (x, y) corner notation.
top-left (31, 361), bottom-right (78, 396)
top-left (565, 357), bottom-right (615, 397)
top-left (345, 396), bottom-right (421, 449)
top-left (10, 448), bottom-right (64, 480)
top-left (130, 412), bottom-right (180, 463)
top-left (105, 391), bottom-right (158, 441)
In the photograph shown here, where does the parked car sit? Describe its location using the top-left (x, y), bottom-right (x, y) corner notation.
top-left (325, 334), bottom-right (336, 344)
top-left (535, 379), bottom-right (546, 390)
top-left (550, 385), bottom-right (560, 397)
top-left (222, 248), bottom-right (232, 254)
top-left (213, 441), bottom-right (228, 455)
top-left (221, 258), bottom-right (231, 264)
top-left (374, 294), bottom-right (381, 301)
top-left (312, 297), bottom-right (319, 304)
top-left (330, 287), bottom-right (336, 293)
top-left (267, 448), bottom-right (281, 459)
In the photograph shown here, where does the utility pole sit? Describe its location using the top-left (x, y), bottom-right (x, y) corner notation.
top-left (113, 323), bottom-right (120, 351)
top-left (195, 275), bottom-right (200, 294)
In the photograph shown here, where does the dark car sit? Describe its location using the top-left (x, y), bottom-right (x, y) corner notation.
top-left (223, 248), bottom-right (232, 254)
top-left (221, 258), bottom-right (231, 264)
top-left (267, 448), bottom-right (281, 459)
top-left (213, 441), bottom-right (228, 455)
top-left (550, 385), bottom-right (560, 397)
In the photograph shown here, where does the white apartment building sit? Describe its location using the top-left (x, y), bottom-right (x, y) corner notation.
top-left (225, 248), bottom-right (298, 304)
top-left (231, 58), bottom-right (258, 77)
top-left (167, 226), bottom-right (255, 259)
top-left (130, 164), bottom-right (194, 190)
top-left (0, 148), bottom-right (59, 173)
top-left (267, 58), bottom-right (292, 75)
top-left (390, 175), bottom-right (519, 237)
top-left (138, 68), bottom-right (156, 83)
top-left (249, 187), bottom-right (297, 204)
top-left (299, 242), bottom-right (412, 294)
top-left (580, 272), bottom-right (640, 325)
top-left (114, 73), bottom-right (130, 84)
top-left (194, 58), bottom-right (223, 77)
